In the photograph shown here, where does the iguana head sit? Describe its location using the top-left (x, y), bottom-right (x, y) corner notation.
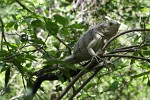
top-left (99, 20), bottom-right (120, 37)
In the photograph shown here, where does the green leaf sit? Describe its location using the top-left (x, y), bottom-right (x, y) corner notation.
top-left (131, 71), bottom-right (150, 79)
top-left (147, 79), bottom-right (150, 87)
top-left (58, 74), bottom-right (65, 83)
top-left (7, 0), bottom-right (15, 4)
top-left (109, 81), bottom-right (119, 91)
top-left (60, 29), bottom-right (70, 35)
top-left (5, 67), bottom-right (10, 87)
top-left (13, 55), bottom-right (26, 64)
top-left (55, 85), bottom-right (62, 92)
top-left (86, 83), bottom-right (96, 90)
top-left (66, 0), bottom-right (73, 3)
top-left (60, 68), bottom-right (70, 78)
top-left (43, 59), bottom-right (65, 65)
top-left (23, 16), bottom-right (32, 24)
top-left (11, 14), bottom-right (17, 20)
top-left (133, 50), bottom-right (140, 56)
top-left (31, 19), bottom-right (43, 28)
top-left (1, 66), bottom-right (8, 74)
top-left (62, 62), bottom-right (78, 71)
top-left (30, 37), bottom-right (44, 45)
top-left (68, 23), bottom-right (86, 29)
top-left (130, 59), bottom-right (135, 64)
top-left (138, 62), bottom-right (150, 69)
top-left (54, 14), bottom-right (69, 26)
top-left (26, 63), bottom-right (32, 68)
top-left (141, 8), bottom-right (149, 13)
top-left (14, 23), bottom-right (18, 30)
top-left (4, 42), bottom-right (18, 49)
top-left (12, 60), bottom-right (24, 75)
top-left (53, 41), bottom-right (60, 49)
top-left (143, 50), bottom-right (150, 55)
top-left (45, 18), bottom-right (59, 35)
top-left (26, 54), bottom-right (37, 61)
top-left (6, 21), bottom-right (15, 28)
top-left (24, 0), bottom-right (35, 7)
top-left (0, 50), bottom-right (8, 58)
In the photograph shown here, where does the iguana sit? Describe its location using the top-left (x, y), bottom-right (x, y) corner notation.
top-left (63, 20), bottom-right (120, 64)
top-left (34, 20), bottom-right (120, 76)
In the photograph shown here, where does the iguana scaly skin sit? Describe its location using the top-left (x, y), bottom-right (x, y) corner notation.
top-left (63, 20), bottom-right (120, 64)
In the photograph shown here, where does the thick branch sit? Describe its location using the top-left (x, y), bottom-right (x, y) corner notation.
top-left (56, 60), bottom-right (102, 100)
top-left (68, 67), bottom-right (102, 100)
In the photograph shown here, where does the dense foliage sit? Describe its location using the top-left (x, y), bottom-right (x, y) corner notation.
top-left (0, 0), bottom-right (150, 100)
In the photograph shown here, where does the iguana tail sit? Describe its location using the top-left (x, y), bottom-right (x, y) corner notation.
top-left (63, 55), bottom-right (78, 64)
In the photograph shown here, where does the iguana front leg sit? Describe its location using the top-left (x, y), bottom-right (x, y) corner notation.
top-left (87, 32), bottom-right (103, 62)
top-left (87, 39), bottom-right (98, 56)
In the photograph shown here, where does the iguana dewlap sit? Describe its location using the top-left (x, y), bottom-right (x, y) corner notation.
top-left (63, 20), bottom-right (120, 64)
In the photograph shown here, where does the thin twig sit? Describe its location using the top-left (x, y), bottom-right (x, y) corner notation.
top-left (55, 36), bottom-right (72, 55)
top-left (103, 54), bottom-right (150, 62)
top-left (2, 49), bottom-right (38, 61)
top-left (108, 48), bottom-right (136, 54)
top-left (102, 29), bottom-right (150, 51)
top-left (108, 43), bottom-right (150, 54)
top-left (15, 0), bottom-right (33, 13)
top-left (0, 17), bottom-right (9, 50)
top-left (114, 43), bottom-right (150, 51)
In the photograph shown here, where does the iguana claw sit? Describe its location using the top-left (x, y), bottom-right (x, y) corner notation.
top-left (92, 55), bottom-right (101, 64)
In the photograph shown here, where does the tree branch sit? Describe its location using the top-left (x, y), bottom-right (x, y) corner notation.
top-left (0, 17), bottom-right (9, 50)
top-left (55, 36), bottom-right (72, 55)
top-left (68, 67), bottom-right (103, 100)
top-left (15, 0), bottom-right (33, 13)
top-left (102, 29), bottom-right (150, 51)
top-left (2, 49), bottom-right (37, 61)
top-left (114, 43), bottom-right (150, 51)
top-left (108, 43), bottom-right (150, 54)
top-left (103, 54), bottom-right (150, 62)
top-left (56, 60), bottom-right (103, 100)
